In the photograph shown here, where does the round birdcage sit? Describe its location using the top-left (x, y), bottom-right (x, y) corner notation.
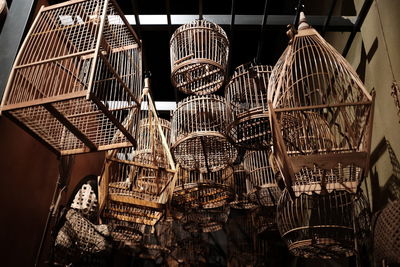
top-left (171, 94), bottom-right (238, 172)
top-left (104, 218), bottom-right (144, 248)
top-left (373, 200), bottom-right (400, 264)
top-left (173, 166), bottom-right (234, 210)
top-left (277, 189), bottom-right (370, 259)
top-left (268, 13), bottom-right (374, 196)
top-left (225, 63), bottom-right (273, 149)
top-left (139, 220), bottom-right (173, 261)
top-left (244, 150), bottom-right (281, 207)
top-left (170, 19), bottom-right (229, 95)
top-left (181, 205), bottom-right (230, 233)
top-left (230, 163), bottom-right (258, 210)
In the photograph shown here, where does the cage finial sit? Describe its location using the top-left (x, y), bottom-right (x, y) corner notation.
top-left (298, 11), bottom-right (309, 30)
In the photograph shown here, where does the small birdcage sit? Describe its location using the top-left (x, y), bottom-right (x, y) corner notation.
top-left (99, 82), bottom-right (177, 227)
top-left (277, 189), bottom-right (370, 259)
top-left (172, 166), bottom-right (234, 210)
top-left (170, 19), bottom-right (229, 95)
top-left (373, 200), bottom-right (400, 264)
top-left (268, 12), bottom-right (374, 196)
top-left (171, 94), bottom-right (237, 173)
top-left (225, 63), bottom-right (273, 149)
top-left (244, 150), bottom-right (281, 207)
top-left (1, 0), bottom-right (142, 155)
top-left (229, 163), bottom-right (258, 210)
top-left (180, 205), bottom-right (230, 233)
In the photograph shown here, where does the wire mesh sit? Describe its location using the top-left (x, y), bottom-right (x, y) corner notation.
top-left (170, 19), bottom-right (229, 95)
top-left (1, 0), bottom-right (142, 155)
top-left (171, 94), bottom-right (238, 172)
top-left (267, 14), bottom-right (374, 195)
top-left (277, 189), bottom-right (370, 259)
top-left (225, 63), bottom-right (273, 149)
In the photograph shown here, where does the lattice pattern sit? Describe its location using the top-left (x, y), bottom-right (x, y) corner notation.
top-left (277, 189), bottom-right (370, 259)
top-left (1, 0), bottom-right (142, 155)
top-left (170, 19), bottom-right (229, 95)
top-left (104, 217), bottom-right (144, 248)
top-left (230, 163), bottom-right (257, 210)
top-left (225, 63), bottom-right (273, 149)
top-left (268, 13), bottom-right (374, 195)
top-left (171, 94), bottom-right (237, 172)
top-left (180, 205), bottom-right (230, 233)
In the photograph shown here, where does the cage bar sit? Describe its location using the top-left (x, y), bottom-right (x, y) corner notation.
top-left (229, 163), bottom-right (258, 210)
top-left (180, 205), bottom-right (230, 233)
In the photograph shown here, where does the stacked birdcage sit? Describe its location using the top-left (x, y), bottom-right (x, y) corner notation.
top-left (1, 0), bottom-right (142, 155)
top-left (268, 13), bottom-right (374, 196)
top-left (229, 163), bottom-right (258, 210)
top-left (277, 189), bottom-right (370, 258)
top-left (225, 63), bottom-right (273, 149)
top-left (180, 205), bottom-right (230, 233)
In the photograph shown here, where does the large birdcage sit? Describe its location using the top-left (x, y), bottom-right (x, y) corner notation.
top-left (99, 84), bottom-right (177, 227)
top-left (180, 205), bottom-right (230, 233)
top-left (225, 63), bottom-right (273, 149)
top-left (172, 166), bottom-right (234, 210)
top-left (170, 19), bottom-right (229, 95)
top-left (230, 163), bottom-right (258, 210)
top-left (268, 13), bottom-right (374, 196)
top-left (244, 150), bottom-right (281, 207)
top-left (171, 94), bottom-right (237, 173)
top-left (277, 189), bottom-right (371, 259)
top-left (1, 0), bottom-right (142, 155)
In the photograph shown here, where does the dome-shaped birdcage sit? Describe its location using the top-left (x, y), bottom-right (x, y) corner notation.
top-left (230, 163), bottom-right (258, 210)
top-left (225, 63), bottom-right (273, 149)
top-left (373, 200), bottom-right (400, 264)
top-left (244, 150), bottom-right (281, 207)
top-left (268, 13), bottom-right (374, 196)
top-left (170, 19), bottom-right (229, 95)
top-left (277, 189), bottom-right (371, 259)
top-left (171, 94), bottom-right (238, 172)
top-left (172, 166), bottom-right (234, 210)
top-left (180, 205), bottom-right (230, 233)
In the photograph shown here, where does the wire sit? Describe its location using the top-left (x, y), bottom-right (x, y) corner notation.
top-left (256, 0), bottom-right (269, 64)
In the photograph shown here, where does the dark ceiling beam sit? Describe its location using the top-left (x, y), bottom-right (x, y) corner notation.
top-left (342, 0), bottom-right (373, 57)
top-left (322, 0), bottom-right (338, 37)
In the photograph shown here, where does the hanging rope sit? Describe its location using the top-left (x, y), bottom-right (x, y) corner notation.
top-left (198, 0), bottom-right (203, 20)
top-left (255, 0), bottom-right (269, 64)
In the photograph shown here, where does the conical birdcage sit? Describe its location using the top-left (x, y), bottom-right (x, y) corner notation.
top-left (229, 163), bottom-right (258, 210)
top-left (171, 94), bottom-right (238, 173)
top-left (170, 19), bottom-right (229, 95)
top-left (268, 12), bottom-right (374, 196)
top-left (244, 150), bottom-right (281, 207)
top-left (172, 166), bottom-right (234, 210)
top-left (277, 189), bottom-right (371, 259)
top-left (1, 0), bottom-right (142, 155)
top-left (98, 79), bottom-right (177, 227)
top-left (225, 63), bottom-right (273, 149)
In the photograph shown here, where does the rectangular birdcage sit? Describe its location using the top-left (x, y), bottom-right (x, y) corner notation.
top-left (0, 0), bottom-right (142, 155)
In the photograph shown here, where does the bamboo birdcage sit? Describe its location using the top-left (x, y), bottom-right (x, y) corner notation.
top-left (268, 13), bottom-right (374, 196)
top-left (172, 166), bottom-right (234, 210)
top-left (180, 205), bottom-right (230, 233)
top-left (225, 63), bottom-right (273, 149)
top-left (139, 220), bottom-right (173, 261)
top-left (252, 207), bottom-right (277, 235)
top-left (99, 83), bottom-right (177, 227)
top-left (277, 189), bottom-right (371, 259)
top-left (170, 19), bottom-right (229, 95)
top-left (0, 0), bottom-right (142, 155)
top-left (171, 94), bottom-right (238, 173)
top-left (230, 163), bottom-right (258, 210)
top-left (244, 150), bottom-right (281, 207)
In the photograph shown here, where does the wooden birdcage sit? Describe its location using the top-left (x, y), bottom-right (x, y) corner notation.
top-left (268, 12), bottom-right (374, 196)
top-left (139, 220), bottom-right (173, 261)
top-left (105, 218), bottom-right (144, 248)
top-left (277, 189), bottom-right (370, 259)
top-left (180, 205), bottom-right (230, 233)
top-left (0, 0), bottom-right (142, 155)
top-left (225, 63), bottom-right (273, 149)
top-left (99, 82), bottom-right (177, 227)
top-left (230, 163), bottom-right (258, 210)
top-left (252, 207), bottom-right (277, 235)
top-left (172, 166), bottom-right (234, 210)
top-left (170, 19), bottom-right (229, 95)
top-left (244, 150), bottom-right (281, 207)
top-left (171, 94), bottom-right (238, 173)
top-left (373, 200), bottom-right (400, 264)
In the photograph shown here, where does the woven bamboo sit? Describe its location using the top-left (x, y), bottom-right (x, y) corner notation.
top-left (104, 217), bottom-right (144, 248)
top-left (172, 166), bottom-right (234, 210)
top-left (99, 85), bottom-right (177, 227)
top-left (180, 205), bottom-right (230, 233)
top-left (1, 0), bottom-right (142, 155)
top-left (171, 94), bottom-right (237, 172)
top-left (71, 182), bottom-right (98, 219)
top-left (225, 63), bottom-right (273, 149)
top-left (277, 189), bottom-right (370, 259)
top-left (170, 19), bottom-right (229, 95)
top-left (373, 200), bottom-right (400, 264)
top-left (230, 163), bottom-right (258, 210)
top-left (268, 12), bottom-right (374, 196)
top-left (244, 150), bottom-right (281, 207)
